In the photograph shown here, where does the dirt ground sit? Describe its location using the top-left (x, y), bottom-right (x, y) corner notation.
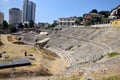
top-left (0, 34), bottom-right (67, 79)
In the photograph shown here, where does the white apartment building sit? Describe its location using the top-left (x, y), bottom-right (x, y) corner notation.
top-left (9, 8), bottom-right (22, 24)
top-left (38, 22), bottom-right (49, 28)
top-left (58, 16), bottom-right (78, 27)
top-left (22, 0), bottom-right (36, 23)
top-left (109, 5), bottom-right (120, 19)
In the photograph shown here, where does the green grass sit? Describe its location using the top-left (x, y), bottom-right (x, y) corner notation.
top-left (79, 62), bottom-right (86, 65)
top-left (103, 75), bottom-right (120, 80)
top-left (92, 27), bottom-right (101, 29)
top-left (58, 75), bottom-right (82, 80)
top-left (108, 52), bottom-right (120, 58)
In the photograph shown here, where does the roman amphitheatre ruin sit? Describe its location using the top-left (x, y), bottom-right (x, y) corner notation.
top-left (0, 27), bottom-right (120, 80)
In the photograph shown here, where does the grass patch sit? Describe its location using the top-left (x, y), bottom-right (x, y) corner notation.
top-left (58, 75), bottom-right (82, 80)
top-left (31, 47), bottom-right (38, 51)
top-left (40, 48), bottom-right (59, 60)
top-left (29, 47), bottom-right (39, 53)
top-left (103, 75), bottom-right (120, 80)
top-left (108, 52), bottom-right (120, 58)
top-left (91, 27), bottom-right (101, 29)
top-left (79, 62), bottom-right (85, 65)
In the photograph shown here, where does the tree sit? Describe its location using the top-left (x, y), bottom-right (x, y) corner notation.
top-left (90, 9), bottom-right (98, 13)
top-left (2, 20), bottom-right (8, 29)
top-left (48, 22), bottom-right (58, 28)
top-left (29, 20), bottom-right (34, 27)
top-left (75, 17), bottom-right (83, 25)
top-left (24, 23), bottom-right (28, 28)
top-left (99, 11), bottom-right (110, 18)
top-left (91, 16), bottom-right (102, 25)
top-left (78, 17), bottom-right (83, 22)
top-left (9, 25), bottom-right (17, 33)
top-left (18, 23), bottom-right (24, 28)
top-left (0, 24), bottom-right (1, 28)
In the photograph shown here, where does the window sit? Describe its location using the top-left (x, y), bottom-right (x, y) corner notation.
top-left (68, 23), bottom-right (70, 25)
top-left (60, 23), bottom-right (62, 25)
top-left (72, 23), bottom-right (74, 25)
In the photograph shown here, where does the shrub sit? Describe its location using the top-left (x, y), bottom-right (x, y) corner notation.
top-left (108, 52), bottom-right (120, 58)
top-left (9, 25), bottom-right (17, 33)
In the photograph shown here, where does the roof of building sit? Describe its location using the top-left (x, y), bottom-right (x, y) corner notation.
top-left (59, 16), bottom-right (78, 19)
top-left (111, 4), bottom-right (120, 12)
top-left (10, 8), bottom-right (20, 11)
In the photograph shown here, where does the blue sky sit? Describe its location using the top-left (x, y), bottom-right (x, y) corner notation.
top-left (0, 0), bottom-right (120, 23)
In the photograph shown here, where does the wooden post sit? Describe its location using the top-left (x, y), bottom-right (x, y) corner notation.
top-left (24, 50), bottom-right (27, 56)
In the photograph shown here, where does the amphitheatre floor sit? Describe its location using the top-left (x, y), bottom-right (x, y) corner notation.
top-left (0, 34), bottom-right (67, 79)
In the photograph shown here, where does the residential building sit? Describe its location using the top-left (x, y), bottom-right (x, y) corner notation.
top-left (38, 22), bottom-right (49, 28)
top-left (58, 16), bottom-right (78, 27)
top-left (83, 13), bottom-right (104, 25)
top-left (0, 12), bottom-right (4, 24)
top-left (53, 20), bottom-right (59, 24)
top-left (9, 8), bottom-right (22, 24)
top-left (109, 5), bottom-right (120, 19)
top-left (110, 19), bottom-right (120, 27)
top-left (22, 0), bottom-right (36, 23)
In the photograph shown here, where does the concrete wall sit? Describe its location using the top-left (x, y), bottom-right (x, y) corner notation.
top-left (110, 19), bottom-right (120, 27)
top-left (91, 24), bottom-right (110, 27)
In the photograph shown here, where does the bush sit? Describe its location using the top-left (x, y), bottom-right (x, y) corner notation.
top-left (9, 25), bottom-right (17, 33)
top-left (2, 20), bottom-right (8, 29)
top-left (108, 52), bottom-right (120, 58)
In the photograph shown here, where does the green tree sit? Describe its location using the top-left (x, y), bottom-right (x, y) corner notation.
top-left (9, 25), bottom-right (17, 33)
top-left (91, 16), bottom-right (102, 25)
top-left (0, 24), bottom-right (1, 28)
top-left (18, 23), bottom-right (24, 28)
top-left (24, 23), bottom-right (28, 28)
top-left (48, 22), bottom-right (58, 28)
top-left (90, 9), bottom-right (98, 13)
top-left (29, 20), bottom-right (34, 27)
top-left (99, 11), bottom-right (110, 18)
top-left (2, 20), bottom-right (8, 29)
top-left (75, 17), bottom-right (83, 25)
